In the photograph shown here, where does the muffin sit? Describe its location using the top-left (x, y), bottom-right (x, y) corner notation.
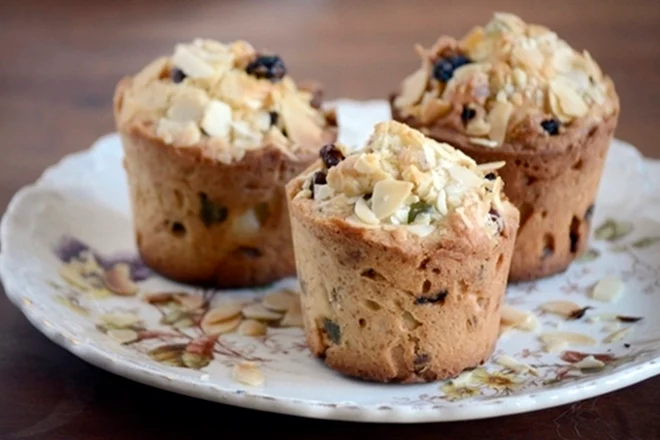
top-left (390, 13), bottom-right (619, 281)
top-left (113, 39), bottom-right (336, 287)
top-left (286, 121), bottom-right (519, 383)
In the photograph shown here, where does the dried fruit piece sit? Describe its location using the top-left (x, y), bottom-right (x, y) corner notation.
top-left (568, 307), bottom-right (593, 320)
top-left (262, 290), bottom-right (297, 312)
top-left (494, 355), bottom-right (538, 376)
top-left (540, 119), bottom-right (560, 135)
top-left (592, 276), bottom-right (624, 303)
top-left (433, 55), bottom-right (472, 82)
top-left (233, 361), bottom-right (265, 386)
top-left (408, 201), bottom-right (432, 224)
top-left (237, 319), bottom-right (268, 336)
top-left (616, 315), bottom-right (643, 323)
top-left (107, 329), bottom-right (139, 344)
top-left (603, 327), bottom-right (632, 343)
top-left (103, 264), bottom-right (138, 296)
top-left (319, 144), bottom-right (344, 168)
top-left (415, 290), bottom-right (448, 305)
top-left (500, 305), bottom-right (537, 331)
top-left (461, 106), bottom-right (477, 123)
top-left (199, 193), bottom-right (228, 226)
top-left (246, 55), bottom-right (286, 81)
top-left (242, 303), bottom-right (283, 321)
top-left (371, 180), bottom-right (414, 220)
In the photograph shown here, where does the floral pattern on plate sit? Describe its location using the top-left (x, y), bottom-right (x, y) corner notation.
top-left (2, 100), bottom-right (660, 422)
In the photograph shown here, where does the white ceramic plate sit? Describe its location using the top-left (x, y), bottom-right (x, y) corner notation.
top-left (2, 100), bottom-right (660, 423)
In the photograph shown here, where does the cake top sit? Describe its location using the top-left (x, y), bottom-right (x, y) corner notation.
top-left (393, 13), bottom-right (617, 148)
top-left (115, 39), bottom-right (332, 163)
top-left (294, 121), bottom-right (506, 238)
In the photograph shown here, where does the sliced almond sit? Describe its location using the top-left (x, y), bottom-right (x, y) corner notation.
top-left (242, 303), bottom-right (283, 321)
top-left (465, 118), bottom-right (491, 136)
top-left (592, 276), bottom-right (624, 303)
top-left (59, 265), bottom-right (91, 291)
top-left (499, 323), bottom-right (513, 337)
top-left (487, 100), bottom-right (514, 144)
top-left (540, 300), bottom-right (583, 318)
top-left (371, 180), bottom-right (414, 220)
top-left (603, 327), bottom-right (632, 344)
top-left (495, 355), bottom-right (538, 376)
top-left (262, 290), bottom-right (297, 312)
top-left (407, 224), bottom-right (435, 237)
top-left (107, 328), bottom-right (139, 344)
top-left (354, 197), bottom-right (380, 225)
top-left (540, 331), bottom-right (597, 347)
top-left (280, 299), bottom-right (304, 327)
top-left (232, 361), bottom-right (265, 386)
top-left (501, 305), bottom-right (538, 331)
top-left (279, 93), bottom-right (323, 147)
top-left (237, 319), bottom-right (268, 337)
top-left (393, 67), bottom-right (428, 109)
top-left (201, 314), bottom-right (241, 335)
top-left (572, 355), bottom-right (605, 369)
top-left (203, 303), bottom-right (243, 324)
top-left (601, 322), bottom-right (621, 333)
top-left (167, 90), bottom-right (208, 123)
top-left (420, 98), bottom-right (451, 124)
top-left (99, 312), bottom-right (140, 329)
top-left (173, 294), bottom-right (205, 311)
top-left (156, 119), bottom-right (202, 145)
top-left (543, 339), bottom-right (569, 353)
top-left (103, 264), bottom-right (137, 296)
top-left (477, 161), bottom-right (506, 172)
top-left (469, 137), bottom-right (499, 148)
top-left (549, 78), bottom-right (588, 119)
top-left (201, 100), bottom-right (232, 138)
top-left (171, 44), bottom-right (215, 78)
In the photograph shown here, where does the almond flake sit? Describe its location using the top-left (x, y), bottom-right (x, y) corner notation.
top-left (540, 331), bottom-right (596, 347)
top-left (237, 319), bottom-right (268, 337)
top-left (232, 361), bottom-right (265, 386)
top-left (477, 161), bottom-right (506, 172)
top-left (103, 264), bottom-right (137, 296)
top-left (203, 303), bottom-right (243, 323)
top-left (354, 197), bottom-right (380, 225)
top-left (371, 180), bottom-right (414, 220)
top-left (262, 290), bottom-right (297, 312)
top-left (465, 118), bottom-right (491, 136)
top-left (201, 100), bottom-right (232, 138)
top-left (601, 322), bottom-right (620, 333)
top-left (572, 355), bottom-right (605, 370)
top-left (543, 339), bottom-right (568, 353)
top-left (107, 328), bottom-right (139, 344)
top-left (549, 78), bottom-right (588, 119)
top-left (156, 119), bottom-right (202, 145)
top-left (172, 44), bottom-right (215, 78)
top-left (540, 300), bottom-right (583, 318)
top-left (394, 67), bottom-right (428, 108)
top-left (495, 354), bottom-right (538, 376)
top-left (201, 314), bottom-right (241, 335)
top-left (469, 137), bottom-right (499, 148)
top-left (174, 294), bottom-right (205, 311)
top-left (280, 299), bottom-right (304, 327)
top-left (99, 312), bottom-right (141, 329)
top-left (59, 265), bottom-right (91, 291)
top-left (592, 276), bottom-right (624, 303)
top-left (487, 100), bottom-right (514, 144)
top-left (501, 305), bottom-right (538, 331)
top-left (420, 98), bottom-right (451, 124)
top-left (280, 93), bottom-right (323, 148)
top-left (167, 90), bottom-right (208, 123)
top-left (407, 224), bottom-right (435, 237)
top-left (603, 327), bottom-right (632, 343)
top-left (242, 303), bottom-right (283, 321)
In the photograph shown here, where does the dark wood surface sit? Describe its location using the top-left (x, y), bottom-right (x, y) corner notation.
top-left (1, 0), bottom-right (659, 438)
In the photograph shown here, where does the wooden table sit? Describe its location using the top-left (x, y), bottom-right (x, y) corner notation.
top-left (1, 0), bottom-right (659, 438)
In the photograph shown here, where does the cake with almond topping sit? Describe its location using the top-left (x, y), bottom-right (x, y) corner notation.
top-left (390, 13), bottom-right (619, 281)
top-left (286, 121), bottom-right (519, 383)
top-left (113, 39), bottom-right (336, 287)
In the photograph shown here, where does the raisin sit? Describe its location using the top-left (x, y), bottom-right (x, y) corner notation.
top-left (309, 171), bottom-right (327, 198)
top-left (585, 204), bottom-right (595, 221)
top-left (323, 318), bottom-right (341, 344)
top-left (269, 111), bottom-right (279, 126)
top-left (246, 55), bottom-right (286, 81)
top-left (568, 306), bottom-right (592, 320)
top-left (432, 55), bottom-right (471, 82)
top-left (170, 221), bottom-right (186, 236)
top-left (461, 106), bottom-right (476, 123)
top-left (320, 144), bottom-right (344, 168)
top-left (541, 118), bottom-right (560, 135)
top-left (489, 208), bottom-right (504, 234)
top-left (415, 290), bottom-right (448, 305)
top-left (199, 193), bottom-right (228, 226)
top-left (484, 172), bottom-right (497, 181)
top-left (171, 68), bottom-right (186, 84)
top-left (408, 201), bottom-right (432, 224)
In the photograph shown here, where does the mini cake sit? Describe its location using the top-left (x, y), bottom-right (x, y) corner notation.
top-left (286, 121), bottom-right (519, 383)
top-left (113, 39), bottom-right (336, 287)
top-left (390, 13), bottom-right (619, 281)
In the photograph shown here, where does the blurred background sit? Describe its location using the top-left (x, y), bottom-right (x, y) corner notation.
top-left (1, 0), bottom-right (659, 209)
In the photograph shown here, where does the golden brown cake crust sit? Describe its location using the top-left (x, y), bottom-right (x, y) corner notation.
top-left (286, 175), bottom-right (519, 383)
top-left (392, 98), bottom-right (619, 281)
top-left (115, 79), bottom-right (337, 288)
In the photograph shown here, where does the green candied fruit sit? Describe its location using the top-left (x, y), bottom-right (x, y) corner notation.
top-left (323, 318), bottom-right (341, 344)
top-left (407, 201), bottom-right (432, 224)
